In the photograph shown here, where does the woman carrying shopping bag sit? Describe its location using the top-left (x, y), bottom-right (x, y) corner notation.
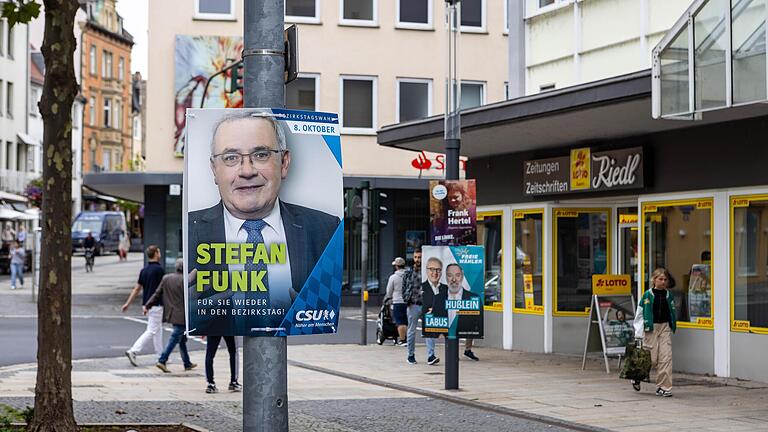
top-left (632, 267), bottom-right (677, 397)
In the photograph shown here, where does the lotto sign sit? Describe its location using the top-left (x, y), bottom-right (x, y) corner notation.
top-left (592, 274), bottom-right (631, 296)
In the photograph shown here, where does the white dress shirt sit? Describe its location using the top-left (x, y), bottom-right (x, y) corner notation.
top-left (447, 288), bottom-right (462, 328)
top-left (222, 199), bottom-right (294, 309)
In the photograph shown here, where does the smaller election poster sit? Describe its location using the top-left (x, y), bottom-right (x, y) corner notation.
top-left (429, 179), bottom-right (477, 246)
top-left (420, 245), bottom-right (484, 339)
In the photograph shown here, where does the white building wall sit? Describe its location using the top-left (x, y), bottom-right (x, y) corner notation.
top-left (523, 0), bottom-right (693, 94)
top-left (0, 19), bottom-right (30, 194)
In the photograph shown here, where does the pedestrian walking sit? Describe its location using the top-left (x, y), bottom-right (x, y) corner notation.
top-left (16, 226), bottom-right (26, 245)
top-left (405, 249), bottom-right (438, 365)
top-left (204, 336), bottom-right (241, 393)
top-left (384, 256), bottom-right (408, 346)
top-left (122, 245), bottom-right (165, 366)
top-left (633, 267), bottom-right (677, 397)
top-left (144, 258), bottom-right (197, 373)
top-left (9, 241), bottom-right (25, 290)
top-left (118, 229), bottom-right (128, 262)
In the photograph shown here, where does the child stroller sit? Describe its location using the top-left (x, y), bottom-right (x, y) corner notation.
top-left (376, 298), bottom-right (399, 345)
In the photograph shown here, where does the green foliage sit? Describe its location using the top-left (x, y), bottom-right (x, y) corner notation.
top-left (1, 1), bottom-right (41, 29)
top-left (0, 404), bottom-right (32, 430)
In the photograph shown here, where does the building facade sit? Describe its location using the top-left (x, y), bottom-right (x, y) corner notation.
top-left (131, 0), bottom-right (508, 281)
top-left (0, 18), bottom-right (36, 195)
top-left (379, 0), bottom-right (768, 383)
top-left (80, 0), bottom-right (133, 174)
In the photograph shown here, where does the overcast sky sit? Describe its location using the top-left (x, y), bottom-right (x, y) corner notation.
top-left (116, 0), bottom-right (148, 78)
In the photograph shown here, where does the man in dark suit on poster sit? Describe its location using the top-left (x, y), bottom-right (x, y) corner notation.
top-left (188, 111), bottom-right (339, 336)
top-left (421, 256), bottom-right (449, 337)
top-left (445, 263), bottom-right (483, 348)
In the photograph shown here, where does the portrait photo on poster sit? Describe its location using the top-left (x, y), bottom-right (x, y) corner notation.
top-left (420, 245), bottom-right (485, 339)
top-left (183, 108), bottom-right (344, 338)
top-left (429, 179), bottom-right (477, 246)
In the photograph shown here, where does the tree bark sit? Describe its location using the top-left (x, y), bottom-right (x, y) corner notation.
top-left (29, 0), bottom-right (79, 430)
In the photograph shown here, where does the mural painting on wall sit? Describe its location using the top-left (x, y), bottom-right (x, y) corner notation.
top-left (174, 35), bottom-right (244, 156)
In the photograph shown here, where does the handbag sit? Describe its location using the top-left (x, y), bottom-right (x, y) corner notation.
top-left (619, 340), bottom-right (651, 382)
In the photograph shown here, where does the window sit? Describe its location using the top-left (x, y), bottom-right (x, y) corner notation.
top-left (732, 195), bottom-right (768, 333)
top-left (103, 97), bottom-right (112, 128)
top-left (539, 83), bottom-right (556, 92)
top-left (194, 0), bottom-right (235, 20)
top-left (89, 96), bottom-right (96, 126)
top-left (286, 0), bottom-right (319, 23)
top-left (504, 82), bottom-right (510, 100)
top-left (6, 82), bottom-right (13, 118)
top-left (114, 100), bottom-right (122, 130)
top-left (539, 0), bottom-right (556, 7)
top-left (103, 150), bottom-right (111, 171)
top-left (478, 212), bottom-right (503, 310)
top-left (102, 51), bottom-right (113, 79)
top-left (397, 78), bottom-right (431, 123)
top-left (133, 116), bottom-right (141, 139)
top-left (554, 208), bottom-right (610, 315)
top-left (340, 76), bottom-right (376, 133)
top-left (6, 21), bottom-right (13, 59)
top-left (5, 141), bottom-right (12, 170)
top-left (0, 20), bottom-right (4, 56)
top-left (460, 81), bottom-right (484, 110)
top-left (460, 0), bottom-right (484, 31)
top-left (72, 104), bottom-right (80, 129)
top-left (118, 57), bottom-right (125, 81)
top-left (0, 80), bottom-right (3, 116)
top-left (286, 75), bottom-right (318, 111)
top-left (642, 199), bottom-right (713, 328)
top-left (513, 210), bottom-right (544, 313)
top-left (30, 88), bottom-right (39, 116)
top-left (89, 45), bottom-right (97, 75)
top-left (396, 0), bottom-right (431, 29)
top-left (341, 0), bottom-right (377, 25)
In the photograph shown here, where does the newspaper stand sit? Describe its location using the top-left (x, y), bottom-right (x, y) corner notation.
top-left (581, 274), bottom-right (636, 374)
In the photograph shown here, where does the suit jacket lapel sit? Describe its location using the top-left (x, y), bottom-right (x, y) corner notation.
top-left (281, 201), bottom-right (304, 300)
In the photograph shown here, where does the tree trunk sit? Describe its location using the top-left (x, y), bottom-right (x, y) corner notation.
top-left (29, 0), bottom-right (79, 430)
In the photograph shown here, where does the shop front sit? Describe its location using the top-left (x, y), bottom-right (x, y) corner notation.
top-left (379, 71), bottom-right (768, 382)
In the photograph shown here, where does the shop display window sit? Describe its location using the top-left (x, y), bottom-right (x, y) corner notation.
top-left (554, 209), bottom-right (610, 316)
top-left (513, 210), bottom-right (543, 314)
top-left (478, 212), bottom-right (503, 310)
top-left (731, 195), bottom-right (768, 334)
top-left (642, 199), bottom-right (713, 328)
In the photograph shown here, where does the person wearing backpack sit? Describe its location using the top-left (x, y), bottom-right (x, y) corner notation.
top-left (632, 267), bottom-right (677, 397)
top-left (405, 249), bottom-right (439, 365)
top-left (385, 257), bottom-right (408, 346)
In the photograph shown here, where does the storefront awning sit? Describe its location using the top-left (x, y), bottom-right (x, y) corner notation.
top-left (377, 70), bottom-right (768, 159)
top-left (16, 133), bottom-right (39, 146)
top-left (83, 172), bottom-right (183, 203)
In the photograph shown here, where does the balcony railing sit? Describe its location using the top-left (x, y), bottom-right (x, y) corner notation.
top-left (0, 170), bottom-right (39, 194)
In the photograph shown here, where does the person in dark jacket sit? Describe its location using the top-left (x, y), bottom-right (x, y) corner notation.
top-left (145, 258), bottom-right (197, 373)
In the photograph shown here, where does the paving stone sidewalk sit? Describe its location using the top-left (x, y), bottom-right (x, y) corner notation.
top-left (286, 343), bottom-right (768, 432)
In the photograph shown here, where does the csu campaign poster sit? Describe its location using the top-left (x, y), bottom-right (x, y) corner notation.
top-left (183, 108), bottom-right (344, 337)
top-left (429, 180), bottom-right (477, 246)
top-left (420, 245), bottom-right (484, 339)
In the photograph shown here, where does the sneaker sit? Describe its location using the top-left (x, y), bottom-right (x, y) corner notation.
top-left (125, 350), bottom-right (138, 367)
top-left (10, 286), bottom-right (15, 290)
top-left (155, 362), bottom-right (170, 373)
top-left (463, 350), bottom-right (479, 361)
top-left (632, 380), bottom-right (641, 391)
top-left (184, 363), bottom-right (198, 371)
top-left (407, 355), bottom-right (417, 365)
top-left (656, 388), bottom-right (673, 397)
top-left (206, 383), bottom-right (218, 394)
top-left (228, 381), bottom-right (242, 392)
top-left (396, 340), bottom-right (407, 347)
top-left (427, 355), bottom-right (440, 365)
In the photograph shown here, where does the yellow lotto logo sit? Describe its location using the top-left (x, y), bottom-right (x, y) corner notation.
top-left (696, 200), bottom-right (713, 209)
top-left (644, 205), bottom-right (658, 212)
top-left (619, 214), bottom-right (638, 224)
top-left (732, 199), bottom-right (750, 208)
top-left (514, 211), bottom-right (525, 219)
top-left (523, 274), bottom-right (534, 293)
top-left (556, 210), bottom-right (579, 217)
top-left (697, 317), bottom-right (714, 326)
top-left (570, 148), bottom-right (591, 190)
top-left (591, 274), bottom-right (632, 296)
top-left (733, 320), bottom-right (750, 331)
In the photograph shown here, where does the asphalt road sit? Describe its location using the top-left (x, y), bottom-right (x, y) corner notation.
top-left (0, 303), bottom-right (384, 367)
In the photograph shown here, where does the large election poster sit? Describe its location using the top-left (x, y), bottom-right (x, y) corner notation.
top-left (429, 180), bottom-right (477, 246)
top-left (421, 245), bottom-right (484, 339)
top-left (183, 108), bottom-right (344, 337)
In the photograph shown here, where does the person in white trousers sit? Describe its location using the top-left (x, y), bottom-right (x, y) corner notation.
top-left (121, 245), bottom-right (166, 366)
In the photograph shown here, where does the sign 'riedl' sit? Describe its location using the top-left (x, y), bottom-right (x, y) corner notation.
top-left (183, 108), bottom-right (344, 337)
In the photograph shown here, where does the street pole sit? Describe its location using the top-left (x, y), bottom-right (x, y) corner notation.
top-left (360, 181), bottom-right (369, 345)
top-left (242, 1), bottom-right (288, 431)
top-left (444, 0), bottom-right (461, 390)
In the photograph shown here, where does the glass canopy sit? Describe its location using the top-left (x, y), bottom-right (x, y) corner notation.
top-left (653, 0), bottom-right (767, 119)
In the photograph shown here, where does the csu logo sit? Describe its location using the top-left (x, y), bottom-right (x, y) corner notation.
top-left (295, 309), bottom-right (336, 322)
